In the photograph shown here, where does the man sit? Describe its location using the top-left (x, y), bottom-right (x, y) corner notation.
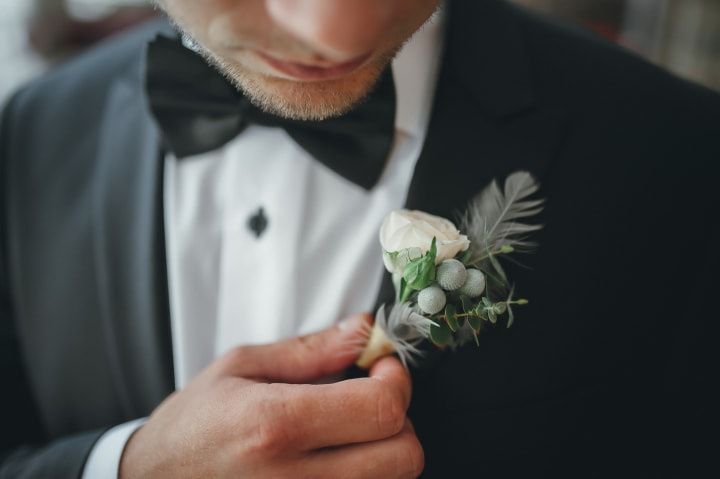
top-left (1, 0), bottom-right (718, 477)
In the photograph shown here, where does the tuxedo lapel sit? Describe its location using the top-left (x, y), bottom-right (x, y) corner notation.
top-left (94, 46), bottom-right (174, 418)
top-left (374, 0), bottom-right (567, 355)
top-left (408, 0), bottom-right (566, 215)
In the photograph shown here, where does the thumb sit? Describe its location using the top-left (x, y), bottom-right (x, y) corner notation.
top-left (221, 313), bottom-right (371, 382)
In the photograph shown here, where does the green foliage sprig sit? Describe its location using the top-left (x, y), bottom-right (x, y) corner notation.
top-left (399, 238), bottom-right (437, 303)
top-left (400, 241), bottom-right (529, 349)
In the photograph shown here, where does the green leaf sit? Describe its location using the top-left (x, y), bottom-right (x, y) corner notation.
top-left (507, 304), bottom-right (515, 329)
top-left (399, 277), bottom-right (416, 304)
top-left (402, 258), bottom-right (436, 291)
top-left (429, 320), bottom-right (453, 348)
top-left (445, 304), bottom-right (459, 332)
top-left (385, 250), bottom-right (400, 263)
top-left (470, 326), bottom-right (480, 346)
top-left (402, 238), bottom-right (438, 291)
top-left (459, 295), bottom-right (473, 314)
top-left (473, 302), bottom-right (488, 321)
top-left (427, 237), bottom-right (438, 262)
top-left (493, 302), bottom-right (508, 315)
top-left (467, 315), bottom-right (482, 331)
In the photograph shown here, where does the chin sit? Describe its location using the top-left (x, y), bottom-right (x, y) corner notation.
top-left (209, 52), bottom-right (392, 121)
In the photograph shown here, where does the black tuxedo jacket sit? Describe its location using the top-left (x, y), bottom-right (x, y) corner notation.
top-left (2, 1), bottom-right (719, 477)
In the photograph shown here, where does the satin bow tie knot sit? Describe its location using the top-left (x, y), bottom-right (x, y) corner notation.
top-left (145, 35), bottom-right (397, 190)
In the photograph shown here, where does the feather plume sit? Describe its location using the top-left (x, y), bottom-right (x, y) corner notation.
top-left (461, 171), bottom-right (544, 267)
top-left (374, 303), bottom-right (436, 368)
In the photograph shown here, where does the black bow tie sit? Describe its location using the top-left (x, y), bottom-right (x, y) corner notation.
top-left (145, 35), bottom-right (396, 190)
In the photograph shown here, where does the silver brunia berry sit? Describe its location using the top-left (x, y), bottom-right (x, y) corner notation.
top-left (436, 259), bottom-right (468, 291)
top-left (417, 286), bottom-right (447, 315)
top-left (460, 269), bottom-right (486, 298)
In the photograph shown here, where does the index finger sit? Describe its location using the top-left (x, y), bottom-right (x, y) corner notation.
top-left (369, 356), bottom-right (412, 411)
top-left (276, 358), bottom-right (412, 450)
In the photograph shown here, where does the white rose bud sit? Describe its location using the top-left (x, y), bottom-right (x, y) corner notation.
top-left (417, 285), bottom-right (447, 315)
top-left (460, 269), bottom-right (486, 298)
top-left (436, 259), bottom-right (467, 291)
top-left (379, 210), bottom-right (470, 273)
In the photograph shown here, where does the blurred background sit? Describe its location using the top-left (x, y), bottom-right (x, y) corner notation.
top-left (1, 0), bottom-right (719, 104)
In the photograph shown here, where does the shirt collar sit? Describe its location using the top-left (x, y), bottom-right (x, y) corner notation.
top-left (392, 6), bottom-right (446, 138)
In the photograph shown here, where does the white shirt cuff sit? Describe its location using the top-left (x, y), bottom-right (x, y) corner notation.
top-left (82, 418), bottom-right (147, 479)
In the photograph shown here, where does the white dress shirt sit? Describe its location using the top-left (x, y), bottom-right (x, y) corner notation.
top-left (82, 11), bottom-right (444, 478)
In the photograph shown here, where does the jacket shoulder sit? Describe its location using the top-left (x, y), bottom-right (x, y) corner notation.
top-left (4, 19), bottom-right (170, 132)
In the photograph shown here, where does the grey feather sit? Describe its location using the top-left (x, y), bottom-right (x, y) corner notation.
top-left (461, 171), bottom-right (544, 266)
top-left (377, 303), bottom-right (437, 368)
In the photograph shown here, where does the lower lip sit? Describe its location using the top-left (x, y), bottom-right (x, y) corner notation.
top-left (255, 51), bottom-right (371, 81)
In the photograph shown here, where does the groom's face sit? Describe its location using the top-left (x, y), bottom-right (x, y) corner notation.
top-left (155, 0), bottom-right (441, 120)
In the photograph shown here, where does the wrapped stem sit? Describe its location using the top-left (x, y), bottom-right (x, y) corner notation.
top-left (355, 304), bottom-right (435, 369)
top-left (356, 322), bottom-right (396, 369)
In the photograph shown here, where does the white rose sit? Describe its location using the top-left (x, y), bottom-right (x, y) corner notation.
top-left (379, 209), bottom-right (470, 273)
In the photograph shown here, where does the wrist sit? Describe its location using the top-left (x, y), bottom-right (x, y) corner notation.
top-left (82, 418), bottom-right (146, 479)
top-left (118, 423), bottom-right (146, 479)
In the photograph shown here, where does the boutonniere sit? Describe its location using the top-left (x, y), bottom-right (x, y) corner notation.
top-left (357, 171), bottom-right (544, 368)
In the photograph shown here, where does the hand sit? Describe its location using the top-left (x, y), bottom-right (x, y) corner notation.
top-left (119, 314), bottom-right (424, 478)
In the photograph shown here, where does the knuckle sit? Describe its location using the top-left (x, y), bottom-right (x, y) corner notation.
top-left (247, 388), bottom-right (294, 455)
top-left (230, 345), bottom-right (249, 361)
top-left (252, 413), bottom-right (290, 455)
top-left (296, 332), bottom-right (327, 356)
top-left (374, 383), bottom-right (405, 437)
top-left (289, 334), bottom-right (327, 376)
top-left (220, 345), bottom-right (249, 371)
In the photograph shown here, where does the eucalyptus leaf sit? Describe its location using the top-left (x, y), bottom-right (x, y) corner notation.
top-left (445, 304), bottom-right (459, 332)
top-left (459, 295), bottom-right (473, 315)
top-left (471, 327), bottom-right (480, 346)
top-left (468, 315), bottom-right (482, 331)
top-left (429, 320), bottom-right (453, 348)
top-left (473, 303), bottom-right (488, 321)
top-left (493, 302), bottom-right (508, 315)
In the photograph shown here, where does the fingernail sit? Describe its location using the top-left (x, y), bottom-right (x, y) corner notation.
top-left (338, 314), bottom-right (367, 333)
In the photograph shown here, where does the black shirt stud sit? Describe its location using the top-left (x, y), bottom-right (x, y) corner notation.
top-left (247, 207), bottom-right (269, 239)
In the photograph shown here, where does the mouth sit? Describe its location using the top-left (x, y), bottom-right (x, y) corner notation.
top-left (254, 50), bottom-right (372, 81)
